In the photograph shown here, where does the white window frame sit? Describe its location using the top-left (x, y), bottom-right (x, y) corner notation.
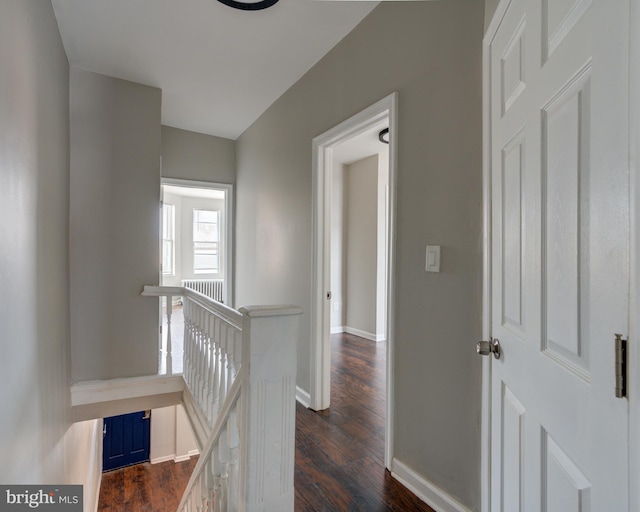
top-left (161, 178), bottom-right (234, 307)
top-left (162, 203), bottom-right (175, 276)
top-left (192, 208), bottom-right (220, 275)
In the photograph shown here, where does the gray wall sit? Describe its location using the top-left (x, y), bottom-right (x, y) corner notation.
top-left (346, 155), bottom-right (379, 337)
top-left (70, 69), bottom-right (162, 381)
top-left (0, 1), bottom-right (101, 502)
top-left (162, 125), bottom-right (236, 184)
top-left (235, 1), bottom-right (483, 508)
top-left (485, 0), bottom-right (501, 32)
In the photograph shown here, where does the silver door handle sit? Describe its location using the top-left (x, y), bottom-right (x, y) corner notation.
top-left (477, 338), bottom-right (501, 359)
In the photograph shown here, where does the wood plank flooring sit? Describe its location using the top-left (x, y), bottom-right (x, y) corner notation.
top-left (295, 333), bottom-right (434, 511)
top-left (98, 457), bottom-right (197, 512)
top-left (98, 332), bottom-right (433, 511)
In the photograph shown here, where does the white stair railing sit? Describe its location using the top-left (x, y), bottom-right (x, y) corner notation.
top-left (142, 286), bottom-right (302, 512)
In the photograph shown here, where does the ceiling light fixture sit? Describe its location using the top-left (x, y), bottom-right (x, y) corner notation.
top-left (216, 0), bottom-right (280, 10)
top-left (379, 128), bottom-right (389, 144)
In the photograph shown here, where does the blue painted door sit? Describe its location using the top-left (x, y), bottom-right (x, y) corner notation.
top-left (102, 411), bottom-right (151, 472)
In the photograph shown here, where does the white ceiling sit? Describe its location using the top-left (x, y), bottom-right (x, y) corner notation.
top-left (51, 0), bottom-right (378, 140)
top-left (163, 184), bottom-right (226, 199)
top-left (332, 119), bottom-right (389, 167)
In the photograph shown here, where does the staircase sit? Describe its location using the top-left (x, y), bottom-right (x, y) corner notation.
top-left (143, 286), bottom-right (302, 512)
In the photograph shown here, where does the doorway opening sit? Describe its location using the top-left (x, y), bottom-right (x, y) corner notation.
top-left (311, 93), bottom-right (397, 469)
top-left (159, 178), bottom-right (234, 375)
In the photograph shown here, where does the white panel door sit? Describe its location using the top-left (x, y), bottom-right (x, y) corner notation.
top-left (487, 0), bottom-right (630, 510)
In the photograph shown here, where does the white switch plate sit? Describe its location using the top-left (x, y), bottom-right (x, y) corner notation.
top-left (426, 245), bottom-right (441, 272)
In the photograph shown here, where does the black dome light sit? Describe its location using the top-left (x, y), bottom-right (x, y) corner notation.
top-left (217, 0), bottom-right (280, 10)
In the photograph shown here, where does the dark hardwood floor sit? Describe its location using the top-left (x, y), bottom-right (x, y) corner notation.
top-left (295, 333), bottom-right (434, 512)
top-left (98, 332), bottom-right (433, 511)
top-left (98, 457), bottom-right (197, 512)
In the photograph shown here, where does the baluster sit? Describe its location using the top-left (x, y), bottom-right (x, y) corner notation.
top-left (213, 445), bottom-right (223, 512)
top-left (205, 452), bottom-right (215, 512)
top-left (211, 316), bottom-right (222, 424)
top-left (193, 303), bottom-right (202, 407)
top-left (198, 306), bottom-right (208, 413)
top-left (219, 425), bottom-right (230, 512)
top-left (234, 329), bottom-right (242, 377)
top-left (226, 324), bottom-right (234, 393)
top-left (166, 295), bottom-right (173, 375)
top-left (199, 473), bottom-right (207, 512)
top-left (219, 324), bottom-right (228, 405)
top-left (188, 300), bottom-right (196, 391)
top-left (227, 407), bottom-right (240, 511)
top-left (184, 299), bottom-right (193, 387)
top-left (205, 312), bottom-right (215, 425)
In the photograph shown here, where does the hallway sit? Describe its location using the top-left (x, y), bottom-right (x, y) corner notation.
top-left (97, 332), bottom-right (434, 511)
top-left (295, 333), bottom-right (434, 511)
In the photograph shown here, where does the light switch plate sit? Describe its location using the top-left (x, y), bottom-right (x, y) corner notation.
top-left (426, 245), bottom-right (441, 272)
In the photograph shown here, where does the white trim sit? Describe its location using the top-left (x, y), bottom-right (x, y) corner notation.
top-left (311, 92), bottom-right (398, 470)
top-left (391, 459), bottom-right (472, 512)
top-left (151, 454), bottom-right (177, 464)
top-left (182, 386), bottom-right (211, 450)
top-left (296, 385), bottom-right (311, 408)
top-left (480, 2), bottom-right (507, 510)
top-left (344, 326), bottom-right (385, 342)
top-left (629, 1), bottom-right (640, 510)
top-left (71, 375), bottom-right (184, 406)
top-left (87, 419), bottom-right (103, 512)
top-left (330, 326), bottom-right (346, 334)
top-left (151, 448), bottom-right (199, 465)
top-left (161, 178), bottom-right (235, 307)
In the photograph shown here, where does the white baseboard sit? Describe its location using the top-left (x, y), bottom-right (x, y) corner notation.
top-left (152, 449), bottom-right (199, 465)
top-left (151, 454), bottom-right (176, 464)
top-left (391, 458), bottom-right (472, 512)
top-left (296, 385), bottom-right (310, 408)
top-left (330, 326), bottom-right (346, 334)
top-left (345, 326), bottom-right (386, 342)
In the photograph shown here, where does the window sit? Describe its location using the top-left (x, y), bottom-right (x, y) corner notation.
top-left (162, 203), bottom-right (175, 275)
top-left (193, 209), bottom-right (219, 274)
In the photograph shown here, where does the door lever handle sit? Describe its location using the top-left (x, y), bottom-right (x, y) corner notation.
top-left (477, 338), bottom-right (501, 359)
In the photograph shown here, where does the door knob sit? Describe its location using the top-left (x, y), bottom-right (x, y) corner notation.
top-left (477, 338), bottom-right (501, 359)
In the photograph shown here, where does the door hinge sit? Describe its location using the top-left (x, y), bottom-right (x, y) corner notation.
top-left (615, 334), bottom-right (628, 398)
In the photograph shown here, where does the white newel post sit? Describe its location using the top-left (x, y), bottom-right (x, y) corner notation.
top-left (237, 305), bottom-right (303, 512)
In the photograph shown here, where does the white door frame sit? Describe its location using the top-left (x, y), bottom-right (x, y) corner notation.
top-left (161, 177), bottom-right (234, 307)
top-left (310, 92), bottom-right (398, 469)
top-left (629, 1), bottom-right (640, 509)
top-left (481, 8), bottom-right (496, 509)
top-left (483, 2), bottom-right (639, 511)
